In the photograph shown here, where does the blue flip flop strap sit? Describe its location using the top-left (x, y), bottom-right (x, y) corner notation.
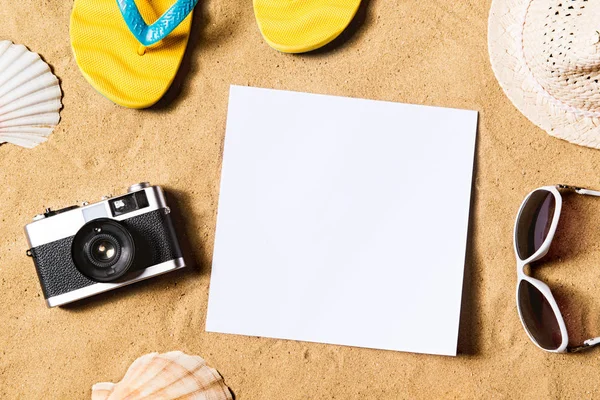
top-left (116, 0), bottom-right (198, 46)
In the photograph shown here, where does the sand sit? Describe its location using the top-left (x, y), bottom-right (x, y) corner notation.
top-left (3, 0), bottom-right (600, 398)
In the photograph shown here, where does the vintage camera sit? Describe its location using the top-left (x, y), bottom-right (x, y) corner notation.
top-left (24, 183), bottom-right (185, 307)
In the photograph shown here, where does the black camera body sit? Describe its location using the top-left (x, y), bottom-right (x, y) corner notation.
top-left (24, 183), bottom-right (185, 307)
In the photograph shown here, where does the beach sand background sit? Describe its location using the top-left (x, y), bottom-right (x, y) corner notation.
top-left (3, 0), bottom-right (600, 398)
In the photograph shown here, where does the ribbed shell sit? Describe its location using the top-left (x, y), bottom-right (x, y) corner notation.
top-left (91, 351), bottom-right (233, 400)
top-left (0, 40), bottom-right (62, 148)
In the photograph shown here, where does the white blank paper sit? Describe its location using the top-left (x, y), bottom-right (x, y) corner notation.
top-left (206, 86), bottom-right (478, 356)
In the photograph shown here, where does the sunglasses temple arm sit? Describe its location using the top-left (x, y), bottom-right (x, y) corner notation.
top-left (558, 185), bottom-right (600, 197)
top-left (567, 337), bottom-right (600, 353)
top-left (577, 188), bottom-right (600, 197)
top-left (558, 185), bottom-right (600, 196)
top-left (561, 186), bottom-right (600, 352)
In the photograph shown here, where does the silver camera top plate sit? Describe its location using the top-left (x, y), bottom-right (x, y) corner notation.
top-left (25, 184), bottom-right (167, 249)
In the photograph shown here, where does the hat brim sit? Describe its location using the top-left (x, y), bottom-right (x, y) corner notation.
top-left (488, 0), bottom-right (600, 149)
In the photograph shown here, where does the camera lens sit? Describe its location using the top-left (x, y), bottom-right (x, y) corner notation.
top-left (87, 234), bottom-right (121, 267)
top-left (71, 219), bottom-right (135, 282)
top-left (92, 240), bottom-right (116, 261)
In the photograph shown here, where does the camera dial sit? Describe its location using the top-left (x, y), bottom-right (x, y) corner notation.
top-left (71, 218), bottom-right (136, 282)
top-left (128, 182), bottom-right (150, 193)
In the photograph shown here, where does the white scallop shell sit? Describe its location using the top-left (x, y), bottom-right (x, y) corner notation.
top-left (0, 40), bottom-right (62, 149)
top-left (91, 351), bottom-right (233, 400)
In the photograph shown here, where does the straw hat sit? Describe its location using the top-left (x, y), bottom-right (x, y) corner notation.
top-left (488, 0), bottom-right (600, 148)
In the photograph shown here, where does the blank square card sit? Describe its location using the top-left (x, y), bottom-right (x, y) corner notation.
top-left (206, 86), bottom-right (478, 356)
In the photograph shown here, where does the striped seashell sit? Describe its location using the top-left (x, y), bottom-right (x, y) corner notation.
top-left (0, 40), bottom-right (62, 148)
top-left (91, 351), bottom-right (233, 400)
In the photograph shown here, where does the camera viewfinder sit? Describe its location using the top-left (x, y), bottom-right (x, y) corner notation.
top-left (109, 191), bottom-right (149, 217)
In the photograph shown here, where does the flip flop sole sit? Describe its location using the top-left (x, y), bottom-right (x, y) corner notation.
top-left (254, 0), bottom-right (361, 53)
top-left (70, 0), bottom-right (193, 108)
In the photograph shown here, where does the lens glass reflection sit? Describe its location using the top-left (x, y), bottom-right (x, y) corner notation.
top-left (516, 190), bottom-right (555, 260)
top-left (91, 240), bottom-right (117, 262)
top-left (518, 280), bottom-right (562, 350)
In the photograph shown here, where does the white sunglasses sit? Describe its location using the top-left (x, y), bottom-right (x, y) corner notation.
top-left (515, 185), bottom-right (600, 353)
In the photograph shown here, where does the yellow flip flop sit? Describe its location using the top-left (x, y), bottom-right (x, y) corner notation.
top-left (70, 0), bottom-right (198, 109)
top-left (253, 0), bottom-right (361, 53)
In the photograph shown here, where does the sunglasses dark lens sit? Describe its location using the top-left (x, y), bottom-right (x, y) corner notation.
top-left (516, 190), bottom-right (555, 260)
top-left (518, 280), bottom-right (562, 350)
